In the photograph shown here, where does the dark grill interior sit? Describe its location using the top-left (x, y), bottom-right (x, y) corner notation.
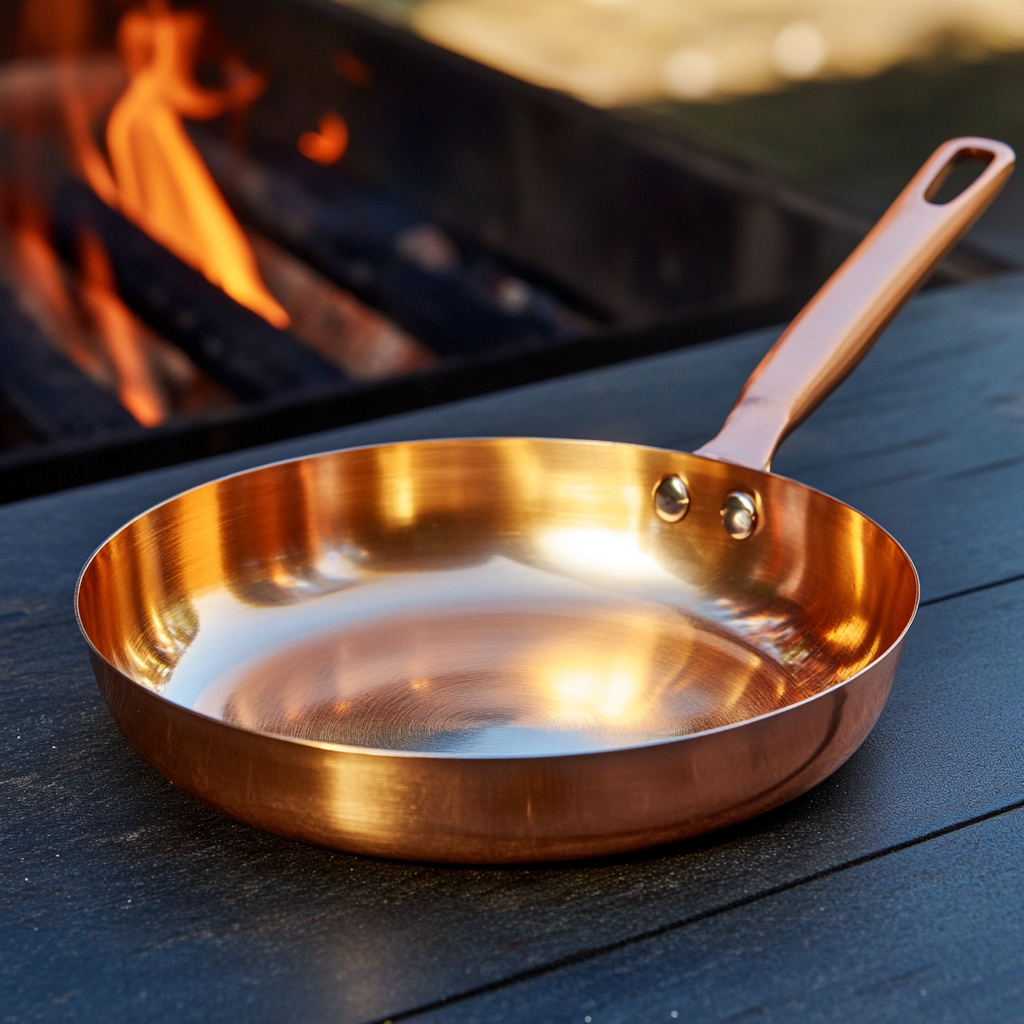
top-left (0, 0), bottom-right (1008, 503)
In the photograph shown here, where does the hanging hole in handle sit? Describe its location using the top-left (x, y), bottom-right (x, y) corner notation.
top-left (925, 148), bottom-right (995, 205)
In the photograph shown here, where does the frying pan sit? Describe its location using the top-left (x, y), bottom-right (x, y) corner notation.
top-left (78, 138), bottom-right (1013, 863)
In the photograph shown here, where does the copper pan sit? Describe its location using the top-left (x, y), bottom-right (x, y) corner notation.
top-left (77, 138), bottom-right (1013, 863)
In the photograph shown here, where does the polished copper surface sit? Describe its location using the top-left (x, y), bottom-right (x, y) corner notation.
top-left (77, 139), bottom-right (1010, 862)
top-left (700, 137), bottom-right (1015, 471)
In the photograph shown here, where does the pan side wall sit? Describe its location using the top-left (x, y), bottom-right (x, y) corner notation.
top-left (90, 642), bottom-right (901, 863)
top-left (79, 439), bottom-right (916, 862)
top-left (78, 440), bottom-right (919, 705)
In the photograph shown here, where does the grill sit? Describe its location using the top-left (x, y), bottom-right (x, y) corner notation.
top-left (0, 0), bottom-right (1007, 503)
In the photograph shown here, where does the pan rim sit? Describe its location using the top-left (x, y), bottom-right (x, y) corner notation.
top-left (76, 435), bottom-right (920, 762)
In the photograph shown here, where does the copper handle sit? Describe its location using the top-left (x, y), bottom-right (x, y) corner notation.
top-left (696, 137), bottom-right (1015, 472)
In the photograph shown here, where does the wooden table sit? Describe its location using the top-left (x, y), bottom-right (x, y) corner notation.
top-left (7, 270), bottom-right (1024, 1023)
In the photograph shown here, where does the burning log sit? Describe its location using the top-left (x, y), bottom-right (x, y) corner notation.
top-left (75, 225), bottom-right (234, 423)
top-left (0, 54), bottom-right (244, 427)
top-left (247, 230), bottom-right (435, 381)
top-left (56, 33), bottom-right (432, 387)
top-left (0, 280), bottom-right (136, 441)
top-left (0, 0), bottom-right (596, 465)
top-left (54, 182), bottom-right (348, 402)
top-left (0, 188), bottom-right (232, 427)
top-left (49, 11), bottom-right (420, 399)
top-left (193, 133), bottom-right (592, 358)
top-left (0, 41), bottom-right (424, 414)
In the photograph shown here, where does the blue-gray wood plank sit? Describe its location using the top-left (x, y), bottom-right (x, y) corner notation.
top-left (5, 271), bottom-right (1024, 1023)
top-left (413, 806), bottom-right (1024, 1024)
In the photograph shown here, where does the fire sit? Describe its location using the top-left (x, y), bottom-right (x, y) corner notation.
top-left (8, 202), bottom-right (103, 380)
top-left (1, 195), bottom-right (198, 427)
top-left (77, 226), bottom-right (166, 425)
top-left (76, 1), bottom-right (289, 328)
top-left (2, 0), bottom-right (430, 435)
top-left (298, 112), bottom-right (349, 166)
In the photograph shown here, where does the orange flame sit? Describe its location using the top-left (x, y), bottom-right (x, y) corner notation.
top-left (77, 226), bottom-right (167, 425)
top-left (5, 197), bottom-right (171, 425)
top-left (72, 2), bottom-right (288, 328)
top-left (11, 208), bottom-right (108, 383)
top-left (297, 112), bottom-right (348, 166)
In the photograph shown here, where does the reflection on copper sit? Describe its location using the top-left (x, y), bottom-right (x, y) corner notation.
top-left (215, 601), bottom-right (805, 754)
top-left (86, 501), bottom-right (199, 690)
top-left (87, 437), bottom-right (918, 718)
top-left (540, 527), bottom-right (674, 584)
top-left (377, 443), bottom-right (418, 528)
top-left (78, 438), bottom-right (919, 859)
top-left (216, 459), bottom-right (363, 607)
top-left (297, 111), bottom-right (349, 165)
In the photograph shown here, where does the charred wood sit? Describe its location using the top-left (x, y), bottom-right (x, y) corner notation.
top-left (193, 134), bottom-right (592, 358)
top-left (53, 183), bottom-right (349, 403)
top-left (0, 282), bottom-right (137, 441)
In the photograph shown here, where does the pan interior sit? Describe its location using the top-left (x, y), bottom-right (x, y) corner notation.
top-left (78, 439), bottom-right (919, 758)
top-left (183, 564), bottom-right (815, 755)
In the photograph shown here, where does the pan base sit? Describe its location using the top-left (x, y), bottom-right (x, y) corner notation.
top-left (198, 601), bottom-right (821, 756)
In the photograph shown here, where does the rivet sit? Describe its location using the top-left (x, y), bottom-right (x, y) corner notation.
top-left (653, 474), bottom-right (691, 523)
top-left (722, 491), bottom-right (757, 539)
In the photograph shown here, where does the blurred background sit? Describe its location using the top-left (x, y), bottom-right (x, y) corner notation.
top-left (347, 0), bottom-right (1024, 264)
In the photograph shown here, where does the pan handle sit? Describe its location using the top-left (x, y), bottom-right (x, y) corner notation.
top-left (695, 137), bottom-right (1015, 472)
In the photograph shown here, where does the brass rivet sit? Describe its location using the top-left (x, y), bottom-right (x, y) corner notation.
top-left (653, 475), bottom-right (690, 523)
top-left (722, 491), bottom-right (757, 539)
